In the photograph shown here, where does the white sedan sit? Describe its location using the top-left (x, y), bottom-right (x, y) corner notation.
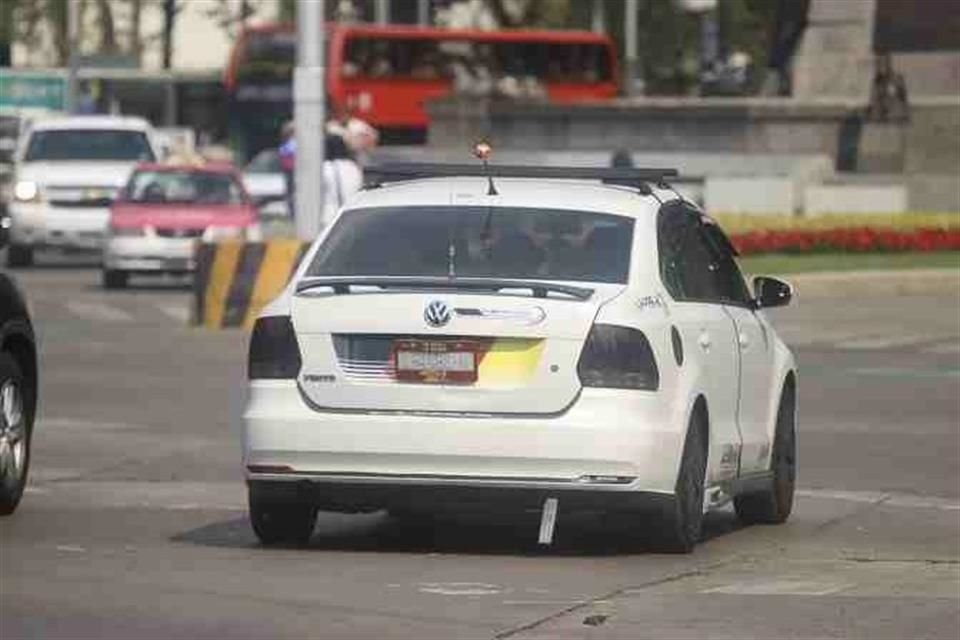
top-left (242, 164), bottom-right (798, 552)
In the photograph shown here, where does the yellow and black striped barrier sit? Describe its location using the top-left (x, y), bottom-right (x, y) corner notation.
top-left (193, 240), bottom-right (309, 329)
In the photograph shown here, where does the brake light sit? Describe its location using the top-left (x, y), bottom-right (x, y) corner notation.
top-left (577, 324), bottom-right (659, 390)
top-left (248, 316), bottom-right (302, 379)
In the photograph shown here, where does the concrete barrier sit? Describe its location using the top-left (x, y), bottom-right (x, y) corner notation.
top-left (193, 240), bottom-right (308, 329)
top-left (705, 177), bottom-right (797, 214)
top-left (804, 184), bottom-right (908, 215)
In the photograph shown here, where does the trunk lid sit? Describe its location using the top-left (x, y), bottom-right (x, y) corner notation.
top-left (293, 284), bottom-right (623, 415)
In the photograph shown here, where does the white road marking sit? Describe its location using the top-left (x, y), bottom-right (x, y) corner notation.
top-left (701, 579), bottom-right (853, 596)
top-left (155, 302), bottom-right (191, 323)
top-left (923, 342), bottom-right (960, 355)
top-left (64, 301), bottom-right (134, 323)
top-left (417, 582), bottom-right (504, 596)
top-left (844, 334), bottom-right (960, 350)
top-left (37, 417), bottom-right (149, 431)
top-left (55, 545), bottom-right (87, 553)
top-left (797, 489), bottom-right (960, 511)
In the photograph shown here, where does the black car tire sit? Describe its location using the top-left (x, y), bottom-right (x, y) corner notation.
top-left (249, 492), bottom-right (317, 546)
top-left (735, 382), bottom-right (797, 525)
top-left (0, 353), bottom-right (32, 516)
top-left (6, 245), bottom-right (33, 269)
top-left (102, 269), bottom-right (129, 290)
top-left (655, 409), bottom-right (707, 553)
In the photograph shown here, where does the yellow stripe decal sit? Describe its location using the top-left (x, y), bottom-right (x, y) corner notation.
top-left (243, 240), bottom-right (303, 329)
top-left (203, 241), bottom-right (242, 329)
top-left (477, 339), bottom-right (545, 384)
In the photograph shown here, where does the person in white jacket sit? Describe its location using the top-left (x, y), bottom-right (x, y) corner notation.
top-left (322, 133), bottom-right (363, 228)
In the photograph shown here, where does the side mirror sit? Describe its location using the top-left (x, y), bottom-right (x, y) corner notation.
top-left (753, 276), bottom-right (793, 309)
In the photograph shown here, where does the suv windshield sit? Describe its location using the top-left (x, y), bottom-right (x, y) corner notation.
top-left (126, 170), bottom-right (245, 205)
top-left (308, 206), bottom-right (634, 284)
top-left (24, 129), bottom-right (155, 162)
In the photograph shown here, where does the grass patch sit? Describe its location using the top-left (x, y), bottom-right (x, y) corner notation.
top-left (738, 251), bottom-right (960, 275)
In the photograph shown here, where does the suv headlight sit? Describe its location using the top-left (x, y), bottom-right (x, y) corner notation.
top-left (13, 180), bottom-right (41, 203)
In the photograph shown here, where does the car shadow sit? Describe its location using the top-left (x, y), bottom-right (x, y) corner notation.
top-left (94, 280), bottom-right (193, 294)
top-left (172, 508), bottom-right (746, 557)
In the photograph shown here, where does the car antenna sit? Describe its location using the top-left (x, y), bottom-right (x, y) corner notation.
top-left (473, 140), bottom-right (498, 196)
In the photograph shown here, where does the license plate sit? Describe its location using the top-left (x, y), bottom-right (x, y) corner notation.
top-left (394, 340), bottom-right (478, 384)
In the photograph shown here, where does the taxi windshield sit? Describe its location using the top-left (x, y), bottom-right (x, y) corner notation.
top-left (125, 170), bottom-right (245, 205)
top-left (308, 206), bottom-right (634, 284)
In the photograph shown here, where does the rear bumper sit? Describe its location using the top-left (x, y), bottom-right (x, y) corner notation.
top-left (103, 236), bottom-right (196, 272)
top-left (243, 381), bottom-right (685, 505)
top-left (9, 202), bottom-right (108, 251)
top-left (248, 477), bottom-right (675, 516)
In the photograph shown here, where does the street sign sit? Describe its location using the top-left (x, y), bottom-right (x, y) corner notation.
top-left (0, 72), bottom-right (66, 110)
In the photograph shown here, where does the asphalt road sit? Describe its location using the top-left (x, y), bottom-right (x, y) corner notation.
top-left (1, 262), bottom-right (958, 639)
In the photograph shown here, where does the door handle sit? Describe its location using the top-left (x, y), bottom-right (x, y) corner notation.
top-left (738, 332), bottom-right (750, 349)
top-left (698, 332), bottom-right (712, 350)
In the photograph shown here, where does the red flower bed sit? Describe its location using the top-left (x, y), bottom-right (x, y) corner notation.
top-left (730, 227), bottom-right (960, 255)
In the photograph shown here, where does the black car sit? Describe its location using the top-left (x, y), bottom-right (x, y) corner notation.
top-left (0, 241), bottom-right (37, 514)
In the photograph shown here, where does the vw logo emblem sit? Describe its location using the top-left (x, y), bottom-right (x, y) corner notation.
top-left (424, 300), bottom-right (451, 328)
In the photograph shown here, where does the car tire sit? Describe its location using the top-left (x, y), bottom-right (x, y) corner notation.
top-left (102, 269), bottom-right (129, 290)
top-left (249, 492), bottom-right (317, 546)
top-left (0, 353), bottom-right (32, 516)
top-left (735, 382), bottom-right (796, 525)
top-left (6, 245), bottom-right (34, 269)
top-left (655, 409), bottom-right (707, 553)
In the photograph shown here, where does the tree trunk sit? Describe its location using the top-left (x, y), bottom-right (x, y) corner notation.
top-left (129, 0), bottom-right (142, 60)
top-left (51, 0), bottom-right (70, 66)
top-left (96, 0), bottom-right (117, 53)
top-left (162, 0), bottom-right (176, 69)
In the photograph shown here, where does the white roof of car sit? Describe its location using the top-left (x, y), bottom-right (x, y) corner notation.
top-left (28, 115), bottom-right (153, 132)
top-left (348, 177), bottom-right (673, 218)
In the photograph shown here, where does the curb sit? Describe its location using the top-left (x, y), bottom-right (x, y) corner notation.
top-left (773, 268), bottom-right (960, 298)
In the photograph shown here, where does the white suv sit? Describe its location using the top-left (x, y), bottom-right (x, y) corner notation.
top-left (6, 115), bottom-right (160, 267)
top-left (242, 164), bottom-right (798, 552)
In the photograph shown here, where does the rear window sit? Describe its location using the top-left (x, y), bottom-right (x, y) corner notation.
top-left (24, 129), bottom-right (155, 162)
top-left (308, 206), bottom-right (634, 284)
top-left (125, 170), bottom-right (245, 205)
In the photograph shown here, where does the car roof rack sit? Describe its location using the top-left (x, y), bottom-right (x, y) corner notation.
top-left (363, 163), bottom-right (679, 192)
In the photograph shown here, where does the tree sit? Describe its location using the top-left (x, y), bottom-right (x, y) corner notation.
top-left (205, 0), bottom-right (258, 40)
top-left (8, 0), bottom-right (148, 67)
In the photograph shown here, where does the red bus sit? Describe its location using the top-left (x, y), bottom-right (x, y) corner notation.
top-left (224, 23), bottom-right (619, 158)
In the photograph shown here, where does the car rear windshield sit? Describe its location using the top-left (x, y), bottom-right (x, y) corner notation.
top-left (308, 206), bottom-right (634, 283)
top-left (125, 170), bottom-right (245, 205)
top-left (24, 129), bottom-right (155, 162)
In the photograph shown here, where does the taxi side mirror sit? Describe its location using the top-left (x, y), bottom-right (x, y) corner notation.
top-left (753, 276), bottom-right (793, 309)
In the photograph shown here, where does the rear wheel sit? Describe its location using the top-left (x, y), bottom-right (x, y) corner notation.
top-left (249, 492), bottom-right (317, 546)
top-left (0, 354), bottom-right (32, 515)
top-left (655, 409), bottom-right (707, 553)
top-left (6, 245), bottom-right (33, 269)
top-left (735, 382), bottom-right (797, 524)
top-left (102, 269), bottom-right (129, 290)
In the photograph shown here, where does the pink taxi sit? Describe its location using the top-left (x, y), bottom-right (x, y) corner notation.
top-left (102, 163), bottom-right (260, 288)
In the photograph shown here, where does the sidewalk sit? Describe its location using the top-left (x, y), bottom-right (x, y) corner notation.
top-left (776, 268), bottom-right (960, 298)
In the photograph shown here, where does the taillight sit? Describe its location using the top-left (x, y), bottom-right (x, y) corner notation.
top-left (577, 324), bottom-right (659, 390)
top-left (248, 316), bottom-right (301, 379)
